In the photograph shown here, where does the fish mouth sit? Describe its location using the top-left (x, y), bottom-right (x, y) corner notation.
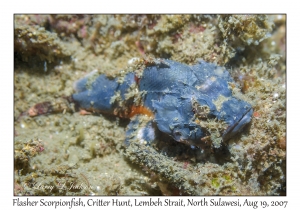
top-left (222, 107), bottom-right (253, 141)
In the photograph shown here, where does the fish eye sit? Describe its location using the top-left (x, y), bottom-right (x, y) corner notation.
top-left (174, 131), bottom-right (182, 136)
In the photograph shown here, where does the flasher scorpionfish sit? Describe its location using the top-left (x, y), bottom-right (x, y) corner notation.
top-left (25, 59), bottom-right (253, 150)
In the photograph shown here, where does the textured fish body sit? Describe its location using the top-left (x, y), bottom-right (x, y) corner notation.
top-left (72, 59), bottom-right (253, 148)
top-left (72, 73), bottom-right (135, 115)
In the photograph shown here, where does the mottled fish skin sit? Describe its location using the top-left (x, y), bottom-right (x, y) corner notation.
top-left (124, 115), bottom-right (157, 147)
top-left (72, 59), bottom-right (253, 147)
top-left (72, 73), bottom-right (135, 115)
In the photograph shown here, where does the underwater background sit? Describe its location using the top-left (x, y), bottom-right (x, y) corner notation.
top-left (14, 14), bottom-right (286, 195)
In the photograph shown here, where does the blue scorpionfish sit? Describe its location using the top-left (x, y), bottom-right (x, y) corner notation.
top-left (26, 59), bottom-right (253, 149)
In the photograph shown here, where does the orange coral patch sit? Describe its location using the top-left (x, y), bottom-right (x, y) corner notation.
top-left (253, 111), bottom-right (260, 118)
